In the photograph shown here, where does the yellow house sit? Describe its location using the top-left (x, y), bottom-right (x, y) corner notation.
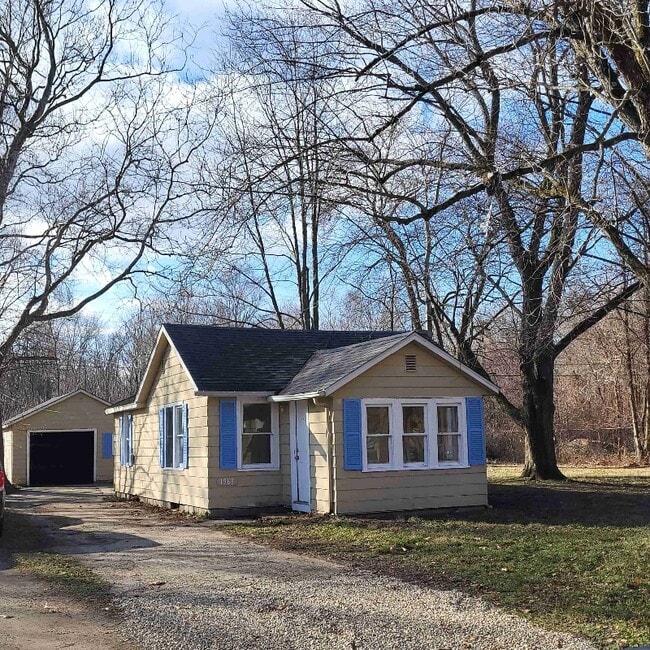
top-left (2, 389), bottom-right (114, 486)
top-left (107, 325), bottom-right (499, 516)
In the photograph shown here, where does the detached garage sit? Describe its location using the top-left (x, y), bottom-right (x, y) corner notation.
top-left (2, 390), bottom-right (114, 486)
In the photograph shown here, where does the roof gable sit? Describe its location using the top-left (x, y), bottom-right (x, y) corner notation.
top-left (274, 332), bottom-right (499, 398)
top-left (278, 333), bottom-right (411, 396)
top-left (3, 389), bottom-right (110, 429)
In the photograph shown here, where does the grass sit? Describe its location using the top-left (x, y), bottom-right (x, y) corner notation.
top-left (488, 464), bottom-right (650, 485)
top-left (15, 552), bottom-right (113, 607)
top-left (2, 504), bottom-right (114, 611)
top-left (225, 466), bottom-right (650, 649)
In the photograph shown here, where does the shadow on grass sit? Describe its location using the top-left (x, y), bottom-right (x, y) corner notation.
top-left (346, 480), bottom-right (650, 529)
top-left (483, 481), bottom-right (649, 528)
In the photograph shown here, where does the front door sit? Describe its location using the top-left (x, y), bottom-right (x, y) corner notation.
top-left (291, 400), bottom-right (311, 512)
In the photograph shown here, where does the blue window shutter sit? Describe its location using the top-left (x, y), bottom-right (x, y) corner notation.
top-left (159, 407), bottom-right (166, 468)
top-left (466, 397), bottom-right (486, 465)
top-left (102, 432), bottom-right (112, 459)
top-left (219, 399), bottom-right (237, 469)
top-left (127, 414), bottom-right (134, 468)
top-left (180, 403), bottom-right (189, 470)
top-left (119, 416), bottom-right (125, 466)
top-left (343, 399), bottom-right (362, 471)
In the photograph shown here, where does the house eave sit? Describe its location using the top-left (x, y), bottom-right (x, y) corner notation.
top-left (194, 391), bottom-right (274, 398)
top-left (105, 402), bottom-right (140, 415)
top-left (268, 391), bottom-right (325, 402)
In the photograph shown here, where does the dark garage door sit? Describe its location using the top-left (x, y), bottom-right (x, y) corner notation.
top-left (29, 431), bottom-right (95, 486)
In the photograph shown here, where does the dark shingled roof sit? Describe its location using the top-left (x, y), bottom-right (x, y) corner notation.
top-left (109, 394), bottom-right (137, 408)
top-left (163, 324), bottom-right (401, 394)
top-left (278, 333), bottom-right (410, 395)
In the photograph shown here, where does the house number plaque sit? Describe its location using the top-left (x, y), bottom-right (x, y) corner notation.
top-left (216, 477), bottom-right (237, 486)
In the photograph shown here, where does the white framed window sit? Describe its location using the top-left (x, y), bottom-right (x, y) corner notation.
top-left (119, 414), bottom-right (133, 467)
top-left (361, 398), bottom-right (468, 471)
top-left (239, 400), bottom-right (279, 470)
top-left (364, 404), bottom-right (393, 469)
top-left (161, 403), bottom-right (187, 469)
top-left (436, 403), bottom-right (462, 464)
top-left (402, 403), bottom-right (428, 467)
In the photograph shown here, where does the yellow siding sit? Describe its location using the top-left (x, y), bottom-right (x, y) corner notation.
top-left (280, 403), bottom-right (292, 504)
top-left (308, 401), bottom-right (331, 513)
top-left (205, 398), bottom-right (288, 512)
top-left (2, 431), bottom-right (13, 483)
top-left (330, 342), bottom-right (489, 514)
top-left (4, 393), bottom-right (114, 485)
top-left (114, 345), bottom-right (210, 513)
top-left (334, 342), bottom-right (492, 399)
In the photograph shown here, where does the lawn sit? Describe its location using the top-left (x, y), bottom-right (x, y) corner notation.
top-left (225, 466), bottom-right (650, 650)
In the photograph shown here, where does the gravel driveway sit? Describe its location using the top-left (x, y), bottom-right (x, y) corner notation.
top-left (9, 487), bottom-right (595, 650)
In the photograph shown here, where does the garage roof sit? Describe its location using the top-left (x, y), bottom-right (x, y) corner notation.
top-left (3, 389), bottom-right (110, 428)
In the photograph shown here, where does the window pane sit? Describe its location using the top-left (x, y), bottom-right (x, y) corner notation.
top-left (242, 433), bottom-right (272, 465)
top-left (367, 406), bottom-right (390, 435)
top-left (175, 406), bottom-right (184, 467)
top-left (164, 406), bottom-right (174, 467)
top-left (438, 434), bottom-right (460, 462)
top-left (367, 435), bottom-right (390, 465)
top-left (403, 406), bottom-right (425, 433)
top-left (437, 406), bottom-right (459, 433)
top-left (403, 435), bottom-right (425, 464)
top-left (243, 403), bottom-right (271, 433)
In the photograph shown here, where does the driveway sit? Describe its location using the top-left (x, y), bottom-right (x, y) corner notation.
top-left (4, 487), bottom-right (596, 650)
top-left (0, 487), bottom-right (133, 650)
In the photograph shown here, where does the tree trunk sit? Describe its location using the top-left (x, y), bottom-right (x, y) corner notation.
top-left (0, 403), bottom-right (5, 474)
top-left (521, 353), bottom-right (566, 480)
top-left (0, 402), bottom-right (14, 493)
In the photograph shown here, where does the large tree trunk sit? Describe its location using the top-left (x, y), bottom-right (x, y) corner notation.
top-left (521, 353), bottom-right (565, 480)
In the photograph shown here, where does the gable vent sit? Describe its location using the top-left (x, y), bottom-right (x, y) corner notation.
top-left (405, 354), bottom-right (417, 372)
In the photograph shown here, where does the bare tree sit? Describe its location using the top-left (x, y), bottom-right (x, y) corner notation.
top-left (188, 5), bottom-right (351, 330)
top-left (286, 0), bottom-right (644, 478)
top-left (0, 0), bottom-right (218, 476)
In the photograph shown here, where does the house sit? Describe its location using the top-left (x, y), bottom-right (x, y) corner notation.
top-left (2, 389), bottom-right (114, 486)
top-left (109, 325), bottom-right (499, 516)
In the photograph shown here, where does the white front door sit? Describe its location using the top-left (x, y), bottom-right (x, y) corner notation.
top-left (290, 400), bottom-right (311, 512)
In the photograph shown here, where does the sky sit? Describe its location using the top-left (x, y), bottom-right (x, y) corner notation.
top-left (77, 0), bottom-right (232, 326)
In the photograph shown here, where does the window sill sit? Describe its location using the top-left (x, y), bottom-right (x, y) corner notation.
top-left (161, 467), bottom-right (187, 472)
top-left (362, 464), bottom-right (470, 472)
top-left (238, 466), bottom-right (280, 472)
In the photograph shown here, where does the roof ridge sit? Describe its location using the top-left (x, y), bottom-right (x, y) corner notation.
top-left (163, 322), bottom-right (403, 335)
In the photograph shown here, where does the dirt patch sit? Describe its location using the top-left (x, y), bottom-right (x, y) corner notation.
top-left (0, 497), bottom-right (135, 650)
